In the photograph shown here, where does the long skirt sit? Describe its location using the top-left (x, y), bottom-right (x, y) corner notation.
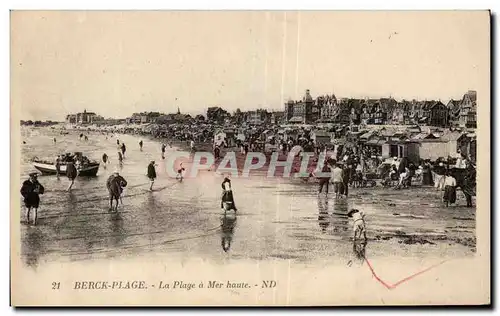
top-left (423, 170), bottom-right (434, 186)
top-left (443, 185), bottom-right (457, 204)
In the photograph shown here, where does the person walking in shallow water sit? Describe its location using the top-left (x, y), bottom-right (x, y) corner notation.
top-left (118, 151), bottom-right (123, 166)
top-left (121, 142), bottom-right (126, 158)
top-left (161, 143), bottom-right (166, 159)
top-left (20, 172), bottom-right (45, 225)
top-left (147, 160), bottom-right (157, 191)
top-left (55, 155), bottom-right (61, 179)
top-left (102, 153), bottom-right (108, 169)
top-left (331, 162), bottom-right (344, 199)
top-left (316, 160), bottom-right (332, 195)
top-left (66, 161), bottom-right (78, 192)
top-left (107, 170), bottom-right (128, 211)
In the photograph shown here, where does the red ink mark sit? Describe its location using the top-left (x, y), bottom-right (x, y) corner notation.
top-left (364, 257), bottom-right (449, 290)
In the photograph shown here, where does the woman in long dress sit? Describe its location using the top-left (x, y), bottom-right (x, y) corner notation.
top-left (422, 160), bottom-right (434, 186)
top-left (443, 171), bottom-right (457, 207)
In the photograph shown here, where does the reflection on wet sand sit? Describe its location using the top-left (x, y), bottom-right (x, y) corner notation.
top-left (317, 196), bottom-right (330, 233)
top-left (109, 211), bottom-right (125, 249)
top-left (22, 227), bottom-right (46, 268)
top-left (331, 198), bottom-right (349, 234)
top-left (353, 240), bottom-right (367, 262)
top-left (220, 212), bottom-right (237, 252)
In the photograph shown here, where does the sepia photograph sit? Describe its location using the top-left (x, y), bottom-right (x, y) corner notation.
top-left (10, 10), bottom-right (490, 306)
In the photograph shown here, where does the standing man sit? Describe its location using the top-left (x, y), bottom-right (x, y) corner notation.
top-left (20, 172), bottom-right (45, 225)
top-left (161, 143), bottom-right (166, 159)
top-left (190, 139), bottom-right (195, 152)
top-left (463, 162), bottom-right (476, 207)
top-left (331, 162), bottom-right (344, 199)
top-left (55, 155), bottom-right (61, 180)
top-left (139, 140), bottom-right (143, 151)
top-left (118, 151), bottom-right (123, 166)
top-left (214, 145), bottom-right (221, 160)
top-left (342, 164), bottom-right (351, 197)
top-left (316, 159), bottom-right (333, 195)
top-left (121, 142), bottom-right (126, 158)
top-left (147, 160), bottom-right (157, 191)
top-left (66, 161), bottom-right (78, 192)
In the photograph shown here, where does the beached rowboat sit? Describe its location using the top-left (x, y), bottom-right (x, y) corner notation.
top-left (32, 160), bottom-right (100, 177)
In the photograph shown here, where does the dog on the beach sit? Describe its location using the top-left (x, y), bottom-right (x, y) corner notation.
top-left (347, 209), bottom-right (366, 241)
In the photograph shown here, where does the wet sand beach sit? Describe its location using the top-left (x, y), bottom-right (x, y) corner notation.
top-left (19, 127), bottom-right (475, 269)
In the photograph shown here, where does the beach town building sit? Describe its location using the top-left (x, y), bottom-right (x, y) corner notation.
top-left (447, 99), bottom-right (462, 127)
top-left (269, 111), bottom-right (285, 125)
top-left (459, 90), bottom-right (477, 128)
top-left (407, 101), bottom-right (448, 127)
top-left (154, 108), bottom-right (192, 125)
top-left (65, 114), bottom-right (77, 124)
top-left (246, 109), bottom-right (268, 125)
top-left (207, 106), bottom-right (230, 124)
top-left (126, 112), bottom-right (162, 124)
top-left (317, 94), bottom-right (338, 122)
top-left (428, 101), bottom-right (449, 127)
top-left (284, 89), bottom-right (315, 124)
top-left (76, 110), bottom-right (97, 124)
top-left (65, 110), bottom-right (98, 125)
top-left (390, 103), bottom-right (406, 125)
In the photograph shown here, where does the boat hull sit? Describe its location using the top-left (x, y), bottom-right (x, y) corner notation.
top-left (33, 162), bottom-right (100, 177)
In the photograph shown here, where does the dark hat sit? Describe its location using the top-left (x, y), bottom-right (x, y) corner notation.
top-left (28, 172), bottom-right (38, 177)
top-left (347, 209), bottom-right (360, 218)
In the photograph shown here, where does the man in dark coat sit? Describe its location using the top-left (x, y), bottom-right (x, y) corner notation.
top-left (316, 159), bottom-right (333, 195)
top-left (20, 172), bottom-right (45, 225)
top-left (214, 145), bottom-right (221, 160)
top-left (121, 143), bottom-right (126, 158)
top-left (147, 160), bottom-right (157, 191)
top-left (66, 161), bottom-right (78, 192)
top-left (462, 163), bottom-right (476, 207)
top-left (341, 164), bottom-right (351, 197)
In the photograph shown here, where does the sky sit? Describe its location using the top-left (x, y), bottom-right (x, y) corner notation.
top-left (11, 11), bottom-right (489, 121)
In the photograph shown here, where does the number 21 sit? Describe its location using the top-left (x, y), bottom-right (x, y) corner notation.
top-left (52, 282), bottom-right (60, 290)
